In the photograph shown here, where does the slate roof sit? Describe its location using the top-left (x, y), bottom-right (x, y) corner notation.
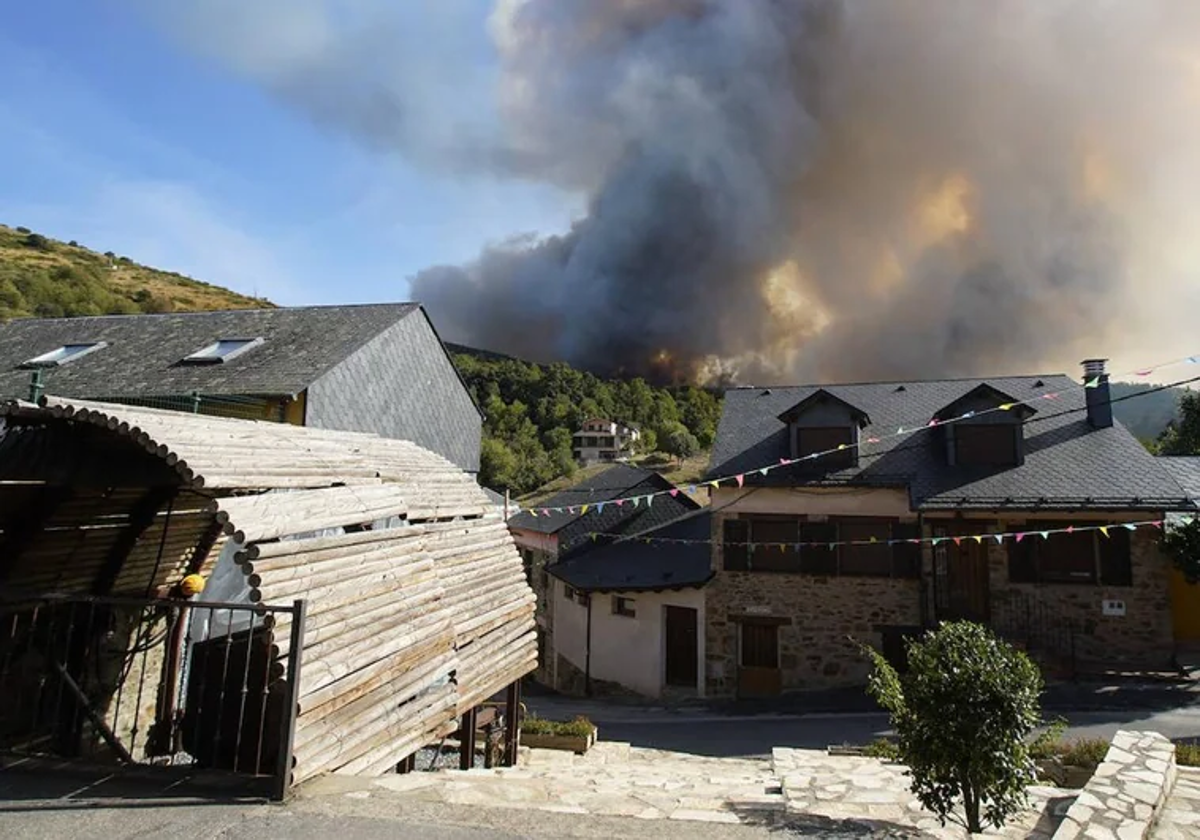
top-left (710, 375), bottom-right (1195, 511)
top-left (0, 304), bottom-right (475, 404)
top-left (1160, 458), bottom-right (1200, 503)
top-left (509, 464), bottom-right (701, 557)
top-left (549, 510), bottom-right (713, 593)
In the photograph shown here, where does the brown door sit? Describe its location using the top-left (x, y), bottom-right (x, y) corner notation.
top-left (664, 606), bottom-right (698, 688)
top-left (737, 621), bottom-right (782, 698)
top-left (933, 524), bottom-right (991, 622)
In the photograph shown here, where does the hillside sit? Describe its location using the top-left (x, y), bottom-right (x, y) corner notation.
top-left (0, 223), bottom-right (271, 320)
top-left (451, 348), bottom-right (722, 496)
top-left (1110, 382), bottom-right (1188, 443)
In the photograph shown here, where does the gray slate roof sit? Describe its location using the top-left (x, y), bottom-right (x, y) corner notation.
top-left (550, 510), bottom-right (713, 593)
top-left (710, 375), bottom-right (1194, 511)
top-left (509, 464), bottom-right (701, 556)
top-left (1160, 457), bottom-right (1200, 503)
top-left (0, 303), bottom-right (453, 400)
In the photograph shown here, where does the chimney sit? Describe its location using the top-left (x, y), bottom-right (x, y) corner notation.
top-left (1082, 358), bottom-right (1112, 429)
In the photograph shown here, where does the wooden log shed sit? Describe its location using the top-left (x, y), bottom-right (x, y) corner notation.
top-left (0, 396), bottom-right (537, 787)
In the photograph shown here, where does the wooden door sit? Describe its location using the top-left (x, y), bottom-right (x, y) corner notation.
top-left (664, 606), bottom-right (698, 688)
top-left (1170, 568), bottom-right (1200, 641)
top-left (737, 621), bottom-right (782, 698)
top-left (933, 524), bottom-right (991, 622)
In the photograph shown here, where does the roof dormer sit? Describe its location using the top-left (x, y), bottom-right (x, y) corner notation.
top-left (933, 384), bottom-right (1036, 468)
top-left (777, 389), bottom-right (870, 471)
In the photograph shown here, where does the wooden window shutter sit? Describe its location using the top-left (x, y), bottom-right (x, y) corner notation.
top-left (723, 519), bottom-right (750, 571)
top-left (1007, 528), bottom-right (1038, 583)
top-left (892, 522), bottom-right (922, 579)
top-left (1099, 527), bottom-right (1133, 586)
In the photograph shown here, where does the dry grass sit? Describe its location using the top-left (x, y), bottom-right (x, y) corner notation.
top-left (0, 223), bottom-right (270, 317)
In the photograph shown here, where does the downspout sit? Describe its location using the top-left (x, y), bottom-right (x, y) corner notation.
top-left (584, 593), bottom-right (593, 697)
top-left (917, 511), bottom-right (930, 628)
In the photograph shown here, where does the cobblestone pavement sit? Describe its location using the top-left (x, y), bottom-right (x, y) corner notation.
top-left (298, 742), bottom-right (1076, 839)
top-left (1152, 767), bottom-right (1200, 839)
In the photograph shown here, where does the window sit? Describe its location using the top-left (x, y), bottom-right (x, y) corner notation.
top-left (722, 516), bottom-right (920, 578)
top-left (795, 426), bottom-right (855, 470)
top-left (740, 622), bottom-right (779, 668)
top-left (840, 519), bottom-right (892, 576)
top-left (1007, 523), bottom-right (1132, 586)
top-left (21, 342), bottom-right (107, 368)
top-left (612, 596), bottom-right (636, 618)
top-left (564, 584), bottom-right (576, 601)
top-left (181, 337), bottom-right (263, 365)
top-left (955, 424), bottom-right (1017, 466)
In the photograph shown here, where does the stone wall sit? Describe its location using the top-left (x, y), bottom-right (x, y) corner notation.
top-left (1052, 730), bottom-right (1176, 840)
top-left (982, 522), bottom-right (1175, 672)
top-left (706, 512), bottom-right (921, 696)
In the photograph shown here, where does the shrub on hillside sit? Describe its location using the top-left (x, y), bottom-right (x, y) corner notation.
top-left (864, 621), bottom-right (1043, 834)
top-left (21, 233), bottom-right (50, 251)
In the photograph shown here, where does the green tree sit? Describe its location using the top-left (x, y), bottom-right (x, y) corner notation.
top-left (1164, 519), bottom-right (1200, 583)
top-left (863, 622), bottom-right (1042, 834)
top-left (662, 422), bottom-right (700, 465)
top-left (480, 436), bottom-right (518, 491)
top-left (635, 427), bottom-right (658, 455)
top-left (1156, 392), bottom-right (1200, 456)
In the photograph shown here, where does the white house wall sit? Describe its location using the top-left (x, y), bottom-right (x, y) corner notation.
top-left (553, 580), bottom-right (706, 698)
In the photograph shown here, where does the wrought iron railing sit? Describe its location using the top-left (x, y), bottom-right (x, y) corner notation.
top-left (0, 594), bottom-right (305, 800)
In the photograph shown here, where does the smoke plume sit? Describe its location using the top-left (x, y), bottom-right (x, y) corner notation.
top-left (144, 0), bottom-right (1200, 383)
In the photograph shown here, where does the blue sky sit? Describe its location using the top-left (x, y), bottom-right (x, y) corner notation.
top-left (0, 0), bottom-right (574, 305)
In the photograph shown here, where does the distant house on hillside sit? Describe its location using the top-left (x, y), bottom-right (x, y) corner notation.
top-left (572, 418), bottom-right (640, 465)
top-left (705, 359), bottom-right (1195, 699)
top-left (0, 303), bottom-right (483, 474)
top-left (507, 464), bottom-right (699, 687)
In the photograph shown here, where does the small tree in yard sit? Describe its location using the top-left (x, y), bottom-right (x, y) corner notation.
top-left (863, 621), bottom-right (1043, 834)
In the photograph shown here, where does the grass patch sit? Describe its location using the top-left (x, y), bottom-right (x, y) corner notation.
top-left (520, 714), bottom-right (595, 737)
top-left (1177, 741), bottom-right (1200, 767)
top-left (862, 737), bottom-right (901, 761)
top-left (1058, 738), bottom-right (1111, 769)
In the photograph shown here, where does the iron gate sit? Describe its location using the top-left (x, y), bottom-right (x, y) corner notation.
top-left (0, 594), bottom-right (305, 800)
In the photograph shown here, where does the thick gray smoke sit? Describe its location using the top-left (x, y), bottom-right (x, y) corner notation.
top-left (142, 0), bottom-right (1200, 383)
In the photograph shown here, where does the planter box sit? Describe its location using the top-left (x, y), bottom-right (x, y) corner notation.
top-left (520, 728), bottom-right (598, 754)
top-left (1036, 757), bottom-right (1095, 789)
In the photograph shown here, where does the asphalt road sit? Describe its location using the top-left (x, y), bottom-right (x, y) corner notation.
top-left (524, 695), bottom-right (1200, 758)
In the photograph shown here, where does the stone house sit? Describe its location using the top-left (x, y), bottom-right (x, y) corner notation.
top-left (572, 417), bottom-right (641, 465)
top-left (507, 464), bottom-right (699, 687)
top-left (0, 303), bottom-right (482, 475)
top-left (704, 360), bottom-right (1196, 698)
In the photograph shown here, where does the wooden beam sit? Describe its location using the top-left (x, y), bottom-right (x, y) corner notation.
top-left (91, 487), bottom-right (177, 595)
top-left (503, 680), bottom-right (522, 767)
top-left (458, 707), bottom-right (477, 771)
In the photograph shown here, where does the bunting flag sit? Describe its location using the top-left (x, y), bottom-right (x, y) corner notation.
top-left (516, 351), bottom-right (1200, 518)
top-left (582, 518), bottom-right (1171, 551)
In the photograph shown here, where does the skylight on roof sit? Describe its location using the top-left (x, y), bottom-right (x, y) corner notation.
top-left (21, 342), bottom-right (107, 368)
top-left (181, 337), bottom-right (263, 365)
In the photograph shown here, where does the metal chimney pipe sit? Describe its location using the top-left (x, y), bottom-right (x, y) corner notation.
top-left (1081, 359), bottom-right (1113, 429)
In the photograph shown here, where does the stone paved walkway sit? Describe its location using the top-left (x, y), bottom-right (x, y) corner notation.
top-left (299, 742), bottom-right (1076, 838)
top-left (1152, 766), bottom-right (1200, 839)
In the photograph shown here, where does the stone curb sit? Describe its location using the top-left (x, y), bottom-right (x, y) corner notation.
top-left (1051, 730), bottom-right (1177, 840)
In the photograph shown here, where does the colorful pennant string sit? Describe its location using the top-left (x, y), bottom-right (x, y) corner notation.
top-left (584, 518), bottom-right (1170, 550)
top-left (520, 352), bottom-right (1200, 518)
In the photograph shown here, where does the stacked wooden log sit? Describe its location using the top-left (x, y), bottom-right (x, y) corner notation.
top-left (0, 397), bottom-right (538, 786)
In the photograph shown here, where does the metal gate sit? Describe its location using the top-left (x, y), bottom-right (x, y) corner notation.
top-left (0, 594), bottom-right (305, 800)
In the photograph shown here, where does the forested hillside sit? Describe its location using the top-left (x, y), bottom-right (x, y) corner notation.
top-left (451, 349), bottom-right (722, 496)
top-left (1110, 382), bottom-right (1191, 444)
top-left (0, 223), bottom-right (269, 319)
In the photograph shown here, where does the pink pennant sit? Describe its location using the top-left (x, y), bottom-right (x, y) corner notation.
top-left (953, 537), bottom-right (962, 546)
top-left (1015, 533), bottom-right (1026, 542)
top-left (669, 489), bottom-right (679, 497)
top-left (735, 474), bottom-right (745, 487)
top-left (1135, 368), bottom-right (1153, 377)
top-left (867, 437), bottom-right (880, 444)
top-left (616, 499), bottom-right (625, 507)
